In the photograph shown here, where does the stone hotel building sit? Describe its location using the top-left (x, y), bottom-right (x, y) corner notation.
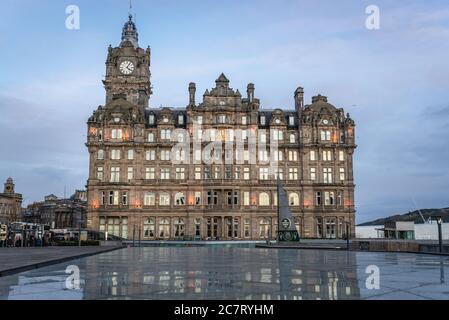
top-left (86, 16), bottom-right (357, 240)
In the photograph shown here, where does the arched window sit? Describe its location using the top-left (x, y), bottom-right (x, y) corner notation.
top-left (174, 218), bottom-right (185, 237)
top-left (97, 149), bottom-right (104, 160)
top-left (158, 218), bottom-right (170, 239)
top-left (144, 218), bottom-right (155, 238)
top-left (259, 192), bottom-right (270, 206)
top-left (175, 193), bottom-right (185, 206)
top-left (289, 134), bottom-right (296, 144)
top-left (148, 132), bottom-right (155, 142)
top-left (289, 193), bottom-right (300, 206)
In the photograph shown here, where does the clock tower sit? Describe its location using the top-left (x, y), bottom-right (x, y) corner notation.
top-left (103, 14), bottom-right (152, 108)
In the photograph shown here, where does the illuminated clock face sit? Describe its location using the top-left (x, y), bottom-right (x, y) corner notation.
top-left (119, 60), bottom-right (135, 75)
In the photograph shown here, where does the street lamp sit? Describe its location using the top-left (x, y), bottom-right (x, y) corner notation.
top-left (437, 217), bottom-right (443, 254)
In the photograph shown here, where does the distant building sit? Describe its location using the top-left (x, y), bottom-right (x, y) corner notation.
top-left (356, 221), bottom-right (449, 240)
top-left (23, 191), bottom-right (87, 229)
top-left (0, 178), bottom-right (23, 224)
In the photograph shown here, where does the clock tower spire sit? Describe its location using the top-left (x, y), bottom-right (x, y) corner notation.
top-left (103, 14), bottom-right (152, 108)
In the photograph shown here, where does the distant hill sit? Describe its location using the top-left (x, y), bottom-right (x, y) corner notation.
top-left (358, 208), bottom-right (449, 226)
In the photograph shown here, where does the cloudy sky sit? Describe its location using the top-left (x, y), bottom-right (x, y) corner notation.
top-left (0, 0), bottom-right (448, 223)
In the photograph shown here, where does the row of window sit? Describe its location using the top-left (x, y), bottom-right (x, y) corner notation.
top-left (99, 190), bottom-right (346, 208)
top-left (99, 216), bottom-right (350, 240)
top-left (148, 115), bottom-right (298, 127)
top-left (98, 149), bottom-right (331, 163)
top-left (97, 165), bottom-right (346, 182)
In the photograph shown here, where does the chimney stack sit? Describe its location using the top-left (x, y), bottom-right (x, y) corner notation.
top-left (247, 83), bottom-right (255, 103)
top-left (189, 82), bottom-right (196, 106)
top-left (294, 87), bottom-right (304, 111)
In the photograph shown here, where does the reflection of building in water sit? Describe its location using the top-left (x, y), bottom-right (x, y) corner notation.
top-left (83, 248), bottom-right (360, 300)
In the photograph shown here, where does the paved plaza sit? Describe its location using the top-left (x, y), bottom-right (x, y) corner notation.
top-left (0, 247), bottom-right (448, 300)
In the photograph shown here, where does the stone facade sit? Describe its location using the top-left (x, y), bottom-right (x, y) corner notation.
top-left (86, 16), bottom-right (357, 240)
top-left (0, 178), bottom-right (23, 224)
top-left (23, 193), bottom-right (87, 229)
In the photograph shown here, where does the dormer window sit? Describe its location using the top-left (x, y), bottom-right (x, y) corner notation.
top-left (260, 115), bottom-right (266, 126)
top-left (178, 114), bottom-right (184, 125)
top-left (149, 114), bottom-right (155, 125)
top-left (289, 116), bottom-right (295, 126)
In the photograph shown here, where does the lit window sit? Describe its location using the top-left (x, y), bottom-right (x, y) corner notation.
top-left (339, 168), bottom-right (345, 181)
top-left (146, 150), bottom-right (156, 161)
top-left (274, 168), bottom-right (284, 180)
top-left (243, 192), bottom-right (250, 206)
top-left (111, 129), bottom-right (123, 140)
top-left (159, 193), bottom-right (170, 206)
top-left (259, 150), bottom-right (269, 162)
top-left (175, 167), bottom-right (185, 180)
top-left (161, 129), bottom-right (171, 140)
top-left (321, 130), bottom-right (331, 141)
top-left (289, 116), bottom-right (295, 126)
top-left (217, 115), bottom-right (227, 124)
top-left (289, 134), bottom-right (296, 144)
top-left (145, 167), bottom-right (155, 180)
top-left (195, 192), bottom-right (201, 205)
top-left (97, 167), bottom-right (104, 181)
top-left (195, 167), bottom-right (201, 180)
top-left (110, 167), bottom-right (120, 183)
top-left (323, 168), bottom-right (333, 183)
top-left (122, 192), bottom-right (128, 205)
top-left (272, 129), bottom-right (283, 141)
top-left (127, 167), bottom-right (134, 181)
top-left (160, 168), bottom-right (170, 180)
top-left (310, 168), bottom-right (316, 181)
top-left (323, 150), bottom-right (332, 161)
top-left (289, 193), bottom-right (300, 206)
top-left (289, 168), bottom-right (298, 180)
top-left (175, 193), bottom-right (185, 206)
top-left (325, 192), bottom-right (335, 206)
top-left (161, 150), bottom-right (171, 161)
top-left (288, 151), bottom-right (298, 162)
top-left (243, 167), bottom-right (250, 180)
top-left (259, 168), bottom-right (269, 180)
top-left (315, 192), bottom-right (322, 206)
top-left (274, 151), bottom-right (283, 162)
top-left (259, 192), bottom-right (270, 206)
top-left (149, 114), bottom-right (155, 125)
top-left (111, 149), bottom-right (121, 160)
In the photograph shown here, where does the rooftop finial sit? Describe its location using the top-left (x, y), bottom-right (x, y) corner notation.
top-left (121, 4), bottom-right (139, 48)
